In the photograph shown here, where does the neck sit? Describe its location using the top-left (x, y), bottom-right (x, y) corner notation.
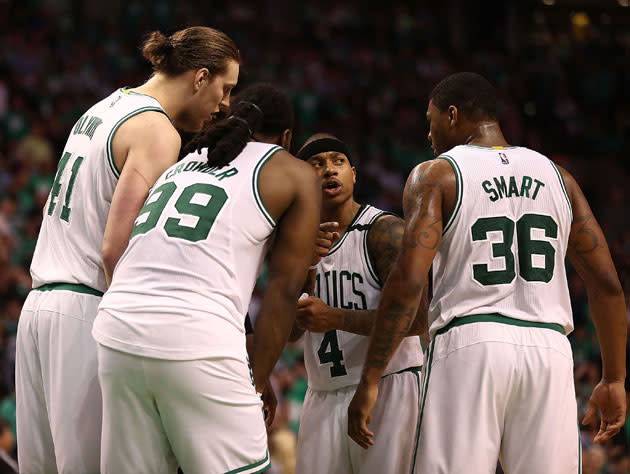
top-left (322, 198), bottom-right (361, 234)
top-left (132, 73), bottom-right (193, 130)
top-left (464, 121), bottom-right (510, 148)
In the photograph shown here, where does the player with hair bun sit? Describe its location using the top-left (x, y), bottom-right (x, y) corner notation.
top-left (16, 26), bottom-right (240, 473)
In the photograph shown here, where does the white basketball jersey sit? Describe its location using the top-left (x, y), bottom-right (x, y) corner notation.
top-left (30, 88), bottom-right (167, 293)
top-left (304, 205), bottom-right (423, 391)
top-left (429, 145), bottom-right (573, 338)
top-left (93, 143), bottom-right (283, 361)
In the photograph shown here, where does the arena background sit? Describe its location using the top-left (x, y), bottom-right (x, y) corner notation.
top-left (0, 0), bottom-right (628, 472)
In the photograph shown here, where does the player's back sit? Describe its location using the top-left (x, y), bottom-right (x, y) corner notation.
top-left (94, 142), bottom-right (283, 361)
top-left (30, 89), bottom-right (166, 294)
top-left (429, 144), bottom-right (573, 337)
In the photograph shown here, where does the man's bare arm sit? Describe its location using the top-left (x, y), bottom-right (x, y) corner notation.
top-left (562, 166), bottom-right (626, 384)
top-left (102, 112), bottom-right (180, 286)
top-left (347, 159), bottom-right (451, 449)
top-left (561, 166), bottom-right (626, 443)
top-left (359, 161), bottom-right (446, 383)
top-left (251, 158), bottom-right (320, 391)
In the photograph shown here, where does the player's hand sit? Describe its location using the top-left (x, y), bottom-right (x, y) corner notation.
top-left (347, 380), bottom-right (377, 449)
top-left (582, 379), bottom-right (626, 443)
top-left (261, 382), bottom-right (277, 428)
top-left (296, 296), bottom-right (339, 332)
top-left (311, 222), bottom-right (340, 265)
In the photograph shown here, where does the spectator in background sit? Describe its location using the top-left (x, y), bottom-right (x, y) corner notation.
top-left (0, 417), bottom-right (17, 474)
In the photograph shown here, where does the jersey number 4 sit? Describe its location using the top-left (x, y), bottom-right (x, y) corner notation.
top-left (317, 330), bottom-right (348, 377)
top-left (131, 181), bottom-right (228, 242)
top-left (471, 213), bottom-right (558, 285)
top-left (47, 151), bottom-right (85, 222)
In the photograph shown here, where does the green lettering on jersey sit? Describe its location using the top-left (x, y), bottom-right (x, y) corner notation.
top-left (520, 176), bottom-right (533, 198)
top-left (482, 180), bottom-right (499, 202)
top-left (216, 168), bottom-right (239, 181)
top-left (331, 270), bottom-right (338, 307)
top-left (317, 330), bottom-right (347, 377)
top-left (351, 273), bottom-right (367, 310)
top-left (493, 176), bottom-right (508, 199)
top-left (323, 271), bottom-right (332, 304)
top-left (339, 271), bottom-right (353, 309)
top-left (72, 115), bottom-right (102, 140)
top-left (532, 179), bottom-right (545, 200)
top-left (507, 176), bottom-right (519, 197)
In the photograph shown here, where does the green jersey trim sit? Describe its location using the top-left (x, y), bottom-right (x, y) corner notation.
top-left (463, 144), bottom-right (519, 150)
top-left (409, 367), bottom-right (423, 474)
top-left (548, 159), bottom-right (573, 221)
top-left (362, 211), bottom-right (397, 287)
top-left (33, 282), bottom-right (103, 297)
top-left (439, 155), bottom-right (462, 234)
top-left (252, 145), bottom-right (283, 228)
top-left (381, 365), bottom-right (422, 379)
top-left (106, 106), bottom-right (169, 179)
top-left (412, 338), bottom-right (435, 474)
top-left (327, 204), bottom-right (370, 257)
top-left (435, 313), bottom-right (565, 336)
top-left (224, 449), bottom-right (270, 474)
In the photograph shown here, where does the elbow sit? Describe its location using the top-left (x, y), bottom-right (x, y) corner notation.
top-left (589, 270), bottom-right (624, 299)
top-left (101, 243), bottom-right (117, 281)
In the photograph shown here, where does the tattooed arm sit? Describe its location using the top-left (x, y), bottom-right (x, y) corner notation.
top-left (369, 214), bottom-right (427, 336)
top-left (295, 215), bottom-right (425, 336)
top-left (561, 166), bottom-right (626, 443)
top-left (347, 159), bottom-right (454, 448)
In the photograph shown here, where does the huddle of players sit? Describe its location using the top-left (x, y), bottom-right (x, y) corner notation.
top-left (15, 25), bottom-right (626, 474)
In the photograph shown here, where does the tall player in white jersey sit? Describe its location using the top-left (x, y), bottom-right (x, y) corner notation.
top-left (290, 134), bottom-right (424, 474)
top-left (349, 73), bottom-right (627, 473)
top-left (92, 84), bottom-right (319, 474)
top-left (15, 27), bottom-right (241, 473)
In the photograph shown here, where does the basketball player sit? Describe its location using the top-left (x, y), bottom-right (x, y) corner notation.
top-left (15, 27), bottom-right (241, 473)
top-left (291, 134), bottom-right (424, 474)
top-left (92, 84), bottom-right (319, 473)
top-left (348, 72), bottom-right (627, 473)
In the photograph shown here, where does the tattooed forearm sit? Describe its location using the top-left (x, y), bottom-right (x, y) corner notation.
top-left (365, 301), bottom-right (417, 370)
top-left (339, 309), bottom-right (377, 335)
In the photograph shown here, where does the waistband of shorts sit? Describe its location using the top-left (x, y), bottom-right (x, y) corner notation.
top-left (436, 313), bottom-right (564, 336)
top-left (382, 365), bottom-right (422, 379)
top-left (33, 282), bottom-right (104, 297)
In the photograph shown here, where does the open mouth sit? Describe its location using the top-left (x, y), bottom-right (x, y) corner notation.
top-left (323, 180), bottom-right (342, 196)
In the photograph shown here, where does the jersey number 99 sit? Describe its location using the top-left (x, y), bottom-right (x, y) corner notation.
top-left (131, 181), bottom-right (228, 242)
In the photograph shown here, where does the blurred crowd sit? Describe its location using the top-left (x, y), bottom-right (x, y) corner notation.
top-left (0, 0), bottom-right (628, 472)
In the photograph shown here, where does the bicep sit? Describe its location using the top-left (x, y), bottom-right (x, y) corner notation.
top-left (367, 215), bottom-right (404, 284)
top-left (398, 165), bottom-right (444, 278)
top-left (565, 172), bottom-right (621, 294)
top-left (266, 169), bottom-right (320, 295)
top-left (103, 119), bottom-right (180, 253)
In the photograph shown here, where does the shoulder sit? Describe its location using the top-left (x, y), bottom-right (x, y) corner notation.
top-left (367, 213), bottom-right (404, 254)
top-left (404, 158), bottom-right (453, 201)
top-left (117, 111), bottom-right (180, 150)
top-left (369, 213), bottom-right (404, 239)
top-left (263, 149), bottom-right (319, 184)
top-left (407, 158), bottom-right (455, 187)
top-left (553, 162), bottom-right (579, 199)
